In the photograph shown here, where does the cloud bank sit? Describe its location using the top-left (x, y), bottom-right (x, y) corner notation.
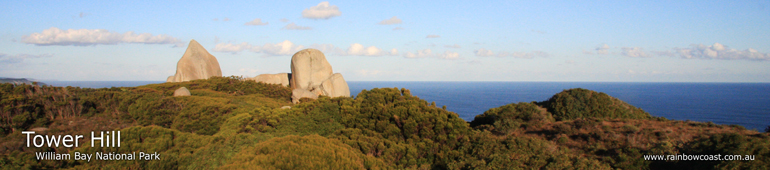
top-left (282, 23), bottom-right (312, 30)
top-left (302, 2), bottom-right (341, 19)
top-left (245, 18), bottom-right (268, 26)
top-left (621, 47), bottom-right (650, 58)
top-left (213, 40), bottom-right (304, 56)
top-left (378, 16), bottom-right (402, 25)
top-left (214, 41), bottom-right (397, 57)
top-left (22, 27), bottom-right (181, 46)
top-left (672, 43), bottom-right (770, 61)
top-left (403, 49), bottom-right (460, 60)
top-left (474, 48), bottom-right (548, 59)
top-left (595, 44), bottom-right (609, 54)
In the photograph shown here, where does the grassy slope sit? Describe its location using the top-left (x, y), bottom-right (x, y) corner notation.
top-left (0, 77), bottom-right (768, 169)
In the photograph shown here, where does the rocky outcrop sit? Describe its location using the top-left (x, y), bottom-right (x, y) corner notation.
top-left (292, 88), bottom-right (318, 104)
top-left (290, 49), bottom-right (333, 90)
top-left (167, 39), bottom-right (222, 82)
top-left (289, 49), bottom-right (350, 103)
top-left (173, 87), bottom-right (191, 96)
top-left (318, 73), bottom-right (350, 97)
top-left (248, 73), bottom-right (291, 87)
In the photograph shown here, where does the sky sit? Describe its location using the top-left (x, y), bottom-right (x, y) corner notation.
top-left (1, 0), bottom-right (769, 82)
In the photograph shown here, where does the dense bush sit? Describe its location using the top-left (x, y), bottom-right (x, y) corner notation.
top-left (293, 88), bottom-right (474, 168)
top-left (221, 135), bottom-right (386, 169)
top-left (539, 88), bottom-right (651, 120)
top-left (470, 102), bottom-right (554, 133)
top-left (442, 130), bottom-right (612, 169)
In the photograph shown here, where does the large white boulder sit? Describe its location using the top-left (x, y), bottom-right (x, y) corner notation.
top-left (318, 73), bottom-right (350, 98)
top-left (290, 49), bottom-right (333, 90)
top-left (167, 39), bottom-right (222, 82)
top-left (288, 49), bottom-right (350, 103)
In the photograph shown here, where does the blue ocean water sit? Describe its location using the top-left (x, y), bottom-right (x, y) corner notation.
top-left (41, 81), bottom-right (770, 131)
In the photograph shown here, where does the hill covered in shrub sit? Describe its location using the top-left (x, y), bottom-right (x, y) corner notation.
top-left (539, 88), bottom-right (651, 120)
top-left (1, 78), bottom-right (768, 169)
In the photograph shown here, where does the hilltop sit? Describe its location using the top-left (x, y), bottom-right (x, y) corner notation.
top-left (0, 77), bottom-right (768, 169)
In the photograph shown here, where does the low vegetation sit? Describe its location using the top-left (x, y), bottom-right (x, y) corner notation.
top-left (1, 77), bottom-right (767, 169)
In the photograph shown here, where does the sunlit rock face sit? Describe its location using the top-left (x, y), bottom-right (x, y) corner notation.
top-left (248, 73), bottom-right (291, 87)
top-left (167, 39), bottom-right (222, 82)
top-left (289, 49), bottom-right (350, 103)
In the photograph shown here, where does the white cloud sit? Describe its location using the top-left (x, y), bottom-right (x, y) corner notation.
top-left (222, 17), bottom-right (230, 21)
top-left (474, 48), bottom-right (495, 57)
top-left (389, 48), bottom-right (399, 55)
top-left (0, 53), bottom-right (52, 64)
top-left (378, 16), bottom-right (402, 25)
top-left (426, 35), bottom-right (440, 38)
top-left (672, 43), bottom-right (770, 60)
top-left (309, 44), bottom-right (345, 55)
top-left (444, 44), bottom-right (461, 49)
top-left (346, 43), bottom-right (383, 56)
top-left (595, 44), bottom-right (610, 54)
top-left (392, 27), bottom-right (404, 31)
top-left (621, 47), bottom-right (650, 58)
top-left (22, 27), bottom-right (181, 46)
top-left (404, 49), bottom-right (432, 58)
top-left (213, 41), bottom-right (401, 57)
top-left (244, 18), bottom-right (268, 26)
top-left (282, 23), bottom-right (312, 30)
top-left (651, 50), bottom-right (675, 57)
top-left (280, 18), bottom-right (289, 22)
top-left (474, 48), bottom-right (548, 58)
top-left (403, 49), bottom-right (459, 59)
top-left (302, 1), bottom-right (341, 19)
top-left (340, 43), bottom-right (398, 56)
top-left (256, 40), bottom-right (305, 56)
top-left (213, 40), bottom-right (304, 56)
top-left (437, 51), bottom-right (460, 60)
top-left (213, 42), bottom-right (253, 54)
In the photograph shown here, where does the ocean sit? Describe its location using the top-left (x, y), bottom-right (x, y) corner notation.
top-left (41, 81), bottom-right (770, 131)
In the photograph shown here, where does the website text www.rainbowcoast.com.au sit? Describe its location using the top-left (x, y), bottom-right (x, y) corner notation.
top-left (645, 153), bottom-right (756, 161)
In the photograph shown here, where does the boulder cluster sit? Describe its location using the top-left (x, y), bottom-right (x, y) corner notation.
top-left (167, 40), bottom-right (349, 103)
top-left (251, 49), bottom-right (350, 104)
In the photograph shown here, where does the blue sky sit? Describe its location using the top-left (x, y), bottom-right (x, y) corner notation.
top-left (1, 0), bottom-right (769, 82)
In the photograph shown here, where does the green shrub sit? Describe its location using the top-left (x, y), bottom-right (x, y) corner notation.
top-left (470, 102), bottom-right (554, 133)
top-left (538, 88), bottom-right (651, 121)
top-left (220, 135), bottom-right (386, 169)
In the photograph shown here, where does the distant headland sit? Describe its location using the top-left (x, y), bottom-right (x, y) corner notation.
top-left (0, 77), bottom-right (46, 86)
